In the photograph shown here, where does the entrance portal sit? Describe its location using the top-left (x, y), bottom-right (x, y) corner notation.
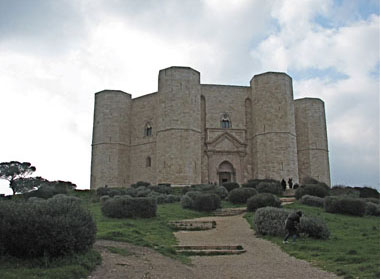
top-left (218, 161), bottom-right (235, 185)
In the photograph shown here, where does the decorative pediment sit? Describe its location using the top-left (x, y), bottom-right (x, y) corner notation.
top-left (207, 132), bottom-right (246, 153)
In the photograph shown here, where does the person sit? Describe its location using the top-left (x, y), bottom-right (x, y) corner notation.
top-left (288, 178), bottom-right (293, 189)
top-left (283, 210), bottom-right (302, 244)
top-left (281, 179), bottom-right (286, 191)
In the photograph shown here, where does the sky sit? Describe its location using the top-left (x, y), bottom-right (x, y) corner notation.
top-left (0, 0), bottom-right (379, 194)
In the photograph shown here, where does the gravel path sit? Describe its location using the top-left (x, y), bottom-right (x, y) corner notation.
top-left (89, 214), bottom-right (339, 279)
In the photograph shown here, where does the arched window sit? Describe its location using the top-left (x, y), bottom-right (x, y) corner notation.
top-left (145, 123), bottom-right (152, 137)
top-left (146, 156), bottom-right (151, 167)
top-left (221, 113), bottom-right (231, 129)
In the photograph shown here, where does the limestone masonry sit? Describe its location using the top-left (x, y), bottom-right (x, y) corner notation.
top-left (90, 66), bottom-right (330, 189)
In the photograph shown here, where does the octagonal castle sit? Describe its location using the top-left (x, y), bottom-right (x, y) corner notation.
top-left (90, 66), bottom-right (330, 189)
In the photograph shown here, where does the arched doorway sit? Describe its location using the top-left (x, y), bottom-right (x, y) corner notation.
top-left (218, 161), bottom-right (235, 185)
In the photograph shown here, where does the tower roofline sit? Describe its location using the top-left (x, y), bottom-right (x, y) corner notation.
top-left (250, 71), bottom-right (292, 84)
top-left (95, 90), bottom-right (132, 96)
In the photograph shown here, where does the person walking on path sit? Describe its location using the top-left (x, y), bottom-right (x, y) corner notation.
top-left (283, 210), bottom-right (302, 244)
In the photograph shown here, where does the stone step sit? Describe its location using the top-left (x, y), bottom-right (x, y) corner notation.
top-left (169, 220), bottom-right (216, 230)
top-left (213, 208), bottom-right (246, 216)
top-left (174, 245), bottom-right (246, 255)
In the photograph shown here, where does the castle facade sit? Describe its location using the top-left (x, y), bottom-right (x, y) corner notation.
top-left (90, 66), bottom-right (330, 189)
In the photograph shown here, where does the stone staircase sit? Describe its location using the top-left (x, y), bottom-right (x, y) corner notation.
top-left (169, 220), bottom-right (216, 231)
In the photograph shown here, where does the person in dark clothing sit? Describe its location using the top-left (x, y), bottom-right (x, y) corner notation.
top-left (288, 178), bottom-right (293, 189)
top-left (283, 210), bottom-right (302, 243)
top-left (281, 179), bottom-right (286, 191)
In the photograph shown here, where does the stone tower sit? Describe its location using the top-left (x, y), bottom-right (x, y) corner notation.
top-left (90, 90), bottom-right (131, 188)
top-left (295, 98), bottom-right (331, 185)
top-left (156, 67), bottom-right (202, 185)
top-left (250, 73), bottom-right (299, 182)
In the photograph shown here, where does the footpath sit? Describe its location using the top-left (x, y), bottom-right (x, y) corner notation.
top-left (89, 213), bottom-right (338, 279)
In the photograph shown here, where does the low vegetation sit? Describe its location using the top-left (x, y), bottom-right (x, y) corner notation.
top-left (245, 202), bottom-right (380, 279)
top-left (247, 193), bottom-right (281, 212)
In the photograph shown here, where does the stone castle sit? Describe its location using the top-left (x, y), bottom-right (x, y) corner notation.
top-left (90, 66), bottom-right (330, 189)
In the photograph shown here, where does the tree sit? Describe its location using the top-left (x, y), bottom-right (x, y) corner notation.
top-left (0, 161), bottom-right (36, 195)
top-left (11, 176), bottom-right (48, 194)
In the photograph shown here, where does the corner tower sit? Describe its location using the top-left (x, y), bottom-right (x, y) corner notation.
top-left (250, 72), bottom-right (299, 183)
top-left (295, 98), bottom-right (331, 185)
top-left (90, 90), bottom-right (131, 189)
top-left (156, 67), bottom-right (202, 185)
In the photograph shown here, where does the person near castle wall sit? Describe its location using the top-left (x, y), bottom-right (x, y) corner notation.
top-left (288, 178), bottom-right (293, 189)
top-left (283, 210), bottom-right (302, 244)
top-left (281, 179), bottom-right (286, 191)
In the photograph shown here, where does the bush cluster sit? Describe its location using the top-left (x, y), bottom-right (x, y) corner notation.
top-left (131, 181), bottom-right (151, 188)
top-left (355, 186), bottom-right (380, 199)
top-left (0, 195), bottom-right (96, 258)
top-left (242, 179), bottom-right (279, 189)
top-left (253, 207), bottom-right (289, 236)
top-left (253, 207), bottom-right (330, 239)
top-left (228, 187), bottom-right (257, 204)
top-left (295, 184), bottom-right (330, 200)
top-left (330, 185), bottom-right (360, 198)
top-left (299, 195), bottom-right (324, 208)
top-left (256, 182), bottom-right (283, 195)
top-left (324, 196), bottom-right (366, 216)
top-left (221, 182), bottom-right (240, 192)
top-left (96, 185), bottom-right (178, 204)
top-left (182, 184), bottom-right (228, 199)
top-left (247, 193), bottom-right (281, 212)
top-left (365, 202), bottom-right (380, 216)
top-left (101, 196), bottom-right (157, 218)
top-left (180, 191), bottom-right (221, 211)
top-left (299, 216), bottom-right (330, 239)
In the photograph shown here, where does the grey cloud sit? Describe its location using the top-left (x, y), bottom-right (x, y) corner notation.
top-left (0, 0), bottom-right (85, 54)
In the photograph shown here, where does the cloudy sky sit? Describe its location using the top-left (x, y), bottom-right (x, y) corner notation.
top-left (0, 0), bottom-right (379, 194)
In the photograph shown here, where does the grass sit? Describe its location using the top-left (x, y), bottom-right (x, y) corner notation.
top-left (0, 249), bottom-right (101, 279)
top-left (245, 202), bottom-right (380, 279)
top-left (78, 191), bottom-right (211, 263)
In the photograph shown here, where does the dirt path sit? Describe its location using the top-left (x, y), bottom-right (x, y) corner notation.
top-left (89, 214), bottom-right (339, 279)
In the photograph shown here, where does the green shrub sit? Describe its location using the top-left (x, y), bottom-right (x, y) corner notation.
top-left (136, 186), bottom-right (151, 197)
top-left (365, 197), bottom-right (380, 204)
top-left (0, 195), bottom-right (96, 259)
top-left (365, 202), bottom-right (380, 216)
top-left (222, 182), bottom-right (240, 192)
top-left (215, 186), bottom-right (228, 199)
top-left (300, 195), bottom-right (324, 207)
top-left (256, 182), bottom-right (283, 195)
top-left (101, 196), bottom-right (157, 218)
top-left (192, 193), bottom-right (221, 211)
top-left (180, 191), bottom-right (220, 211)
top-left (355, 187), bottom-right (380, 199)
top-left (131, 181), bottom-right (151, 188)
top-left (228, 187), bottom-right (257, 204)
top-left (148, 185), bottom-right (172, 194)
top-left (300, 216), bottom-right (330, 239)
top-left (247, 193), bottom-right (281, 212)
top-left (165, 194), bottom-right (180, 203)
top-left (253, 207), bottom-right (289, 236)
top-left (180, 195), bottom-right (193, 209)
top-left (324, 196), bottom-right (366, 216)
top-left (330, 185), bottom-right (360, 198)
top-left (295, 184), bottom-right (330, 199)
